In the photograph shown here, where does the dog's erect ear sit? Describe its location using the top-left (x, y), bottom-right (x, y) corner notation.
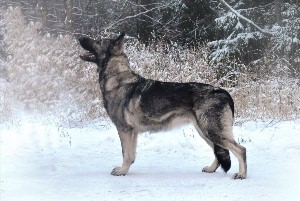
top-left (110, 32), bottom-right (125, 55)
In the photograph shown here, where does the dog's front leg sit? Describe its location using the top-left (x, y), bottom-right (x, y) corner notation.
top-left (111, 128), bottom-right (137, 176)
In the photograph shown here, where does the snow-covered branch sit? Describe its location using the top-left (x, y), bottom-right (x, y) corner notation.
top-left (219, 0), bottom-right (274, 36)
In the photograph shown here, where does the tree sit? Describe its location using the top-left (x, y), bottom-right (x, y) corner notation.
top-left (275, 0), bottom-right (283, 26)
top-left (208, 0), bottom-right (299, 76)
top-left (0, 12), bottom-right (7, 78)
top-left (269, 1), bottom-right (300, 76)
top-left (135, 0), bottom-right (155, 43)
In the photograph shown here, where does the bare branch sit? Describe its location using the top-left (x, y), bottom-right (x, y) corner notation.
top-left (102, 2), bottom-right (172, 32)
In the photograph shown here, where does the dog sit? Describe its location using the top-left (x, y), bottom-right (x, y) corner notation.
top-left (78, 32), bottom-right (247, 179)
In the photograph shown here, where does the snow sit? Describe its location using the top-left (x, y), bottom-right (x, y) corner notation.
top-left (1, 117), bottom-right (300, 201)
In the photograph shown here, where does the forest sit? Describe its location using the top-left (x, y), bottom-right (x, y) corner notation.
top-left (1, 0), bottom-right (299, 69)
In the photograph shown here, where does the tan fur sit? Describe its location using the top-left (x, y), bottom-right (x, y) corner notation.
top-left (219, 106), bottom-right (247, 179)
top-left (124, 96), bottom-right (197, 133)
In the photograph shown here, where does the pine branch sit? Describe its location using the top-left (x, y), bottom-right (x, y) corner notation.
top-left (220, 0), bottom-right (274, 36)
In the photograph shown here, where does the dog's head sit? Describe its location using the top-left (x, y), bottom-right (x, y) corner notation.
top-left (78, 32), bottom-right (125, 63)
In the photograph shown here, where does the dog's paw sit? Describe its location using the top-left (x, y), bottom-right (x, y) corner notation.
top-left (202, 166), bottom-right (216, 173)
top-left (233, 173), bottom-right (247, 180)
top-left (111, 167), bottom-right (128, 176)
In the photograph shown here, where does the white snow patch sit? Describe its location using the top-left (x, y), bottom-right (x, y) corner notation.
top-left (1, 118), bottom-right (300, 201)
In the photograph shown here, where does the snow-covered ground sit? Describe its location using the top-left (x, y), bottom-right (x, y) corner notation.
top-left (1, 117), bottom-right (300, 201)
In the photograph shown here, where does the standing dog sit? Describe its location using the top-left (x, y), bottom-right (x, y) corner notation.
top-left (78, 32), bottom-right (247, 179)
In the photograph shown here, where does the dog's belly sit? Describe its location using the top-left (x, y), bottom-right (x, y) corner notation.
top-left (124, 103), bottom-right (196, 133)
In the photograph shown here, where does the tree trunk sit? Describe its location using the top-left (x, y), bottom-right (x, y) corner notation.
top-left (64, 0), bottom-right (74, 33)
top-left (275, 0), bottom-right (283, 26)
top-left (37, 0), bottom-right (48, 29)
top-left (136, 0), bottom-right (155, 44)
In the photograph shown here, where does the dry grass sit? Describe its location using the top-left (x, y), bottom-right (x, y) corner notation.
top-left (1, 7), bottom-right (299, 125)
top-left (232, 79), bottom-right (300, 120)
top-left (2, 7), bottom-right (104, 125)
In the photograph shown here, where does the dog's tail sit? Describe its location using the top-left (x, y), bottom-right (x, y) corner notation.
top-left (214, 144), bottom-right (231, 172)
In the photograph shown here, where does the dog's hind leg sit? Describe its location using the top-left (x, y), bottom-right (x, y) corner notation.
top-left (220, 107), bottom-right (247, 179)
top-left (193, 124), bottom-right (221, 173)
top-left (111, 127), bottom-right (138, 176)
top-left (200, 122), bottom-right (246, 179)
top-left (221, 139), bottom-right (247, 179)
top-left (198, 122), bottom-right (246, 179)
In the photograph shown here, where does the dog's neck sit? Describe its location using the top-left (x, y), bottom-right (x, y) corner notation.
top-left (104, 54), bottom-right (131, 77)
top-left (98, 54), bottom-right (140, 93)
top-left (97, 53), bottom-right (141, 125)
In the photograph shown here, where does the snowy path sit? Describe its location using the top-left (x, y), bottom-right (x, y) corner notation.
top-left (1, 118), bottom-right (300, 201)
